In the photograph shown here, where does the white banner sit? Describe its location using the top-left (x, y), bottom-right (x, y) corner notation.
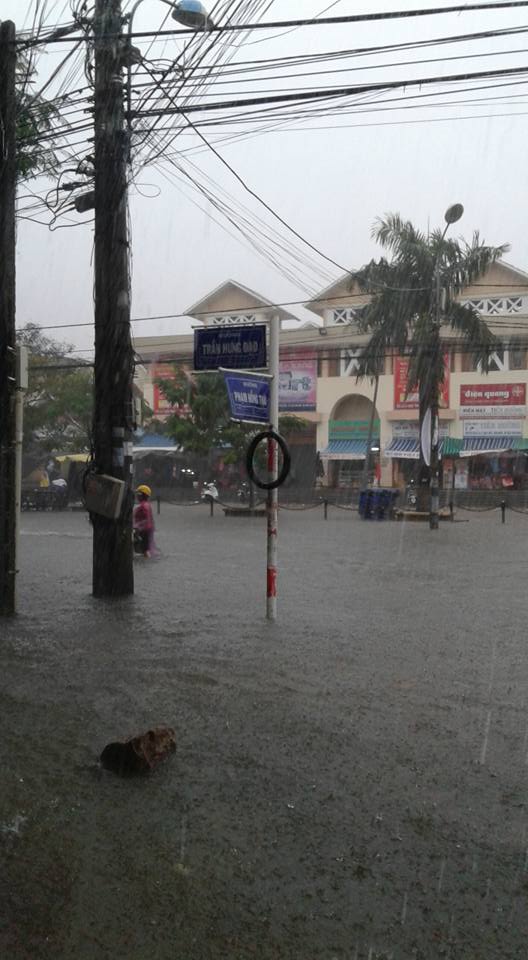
top-left (459, 405), bottom-right (526, 419)
top-left (463, 419), bottom-right (523, 438)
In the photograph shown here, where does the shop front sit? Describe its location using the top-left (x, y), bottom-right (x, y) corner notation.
top-left (457, 383), bottom-right (528, 490)
top-left (320, 419), bottom-right (380, 490)
top-left (385, 421), bottom-right (454, 489)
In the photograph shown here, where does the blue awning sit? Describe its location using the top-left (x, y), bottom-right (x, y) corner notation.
top-left (461, 437), bottom-right (519, 456)
top-left (320, 439), bottom-right (368, 460)
top-left (134, 433), bottom-right (178, 448)
top-left (385, 438), bottom-right (419, 459)
top-left (385, 438), bottom-right (452, 459)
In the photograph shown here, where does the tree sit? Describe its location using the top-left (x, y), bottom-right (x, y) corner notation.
top-left (16, 54), bottom-right (59, 180)
top-left (156, 367), bottom-right (305, 492)
top-left (17, 323), bottom-right (93, 454)
top-left (353, 214), bottom-right (507, 500)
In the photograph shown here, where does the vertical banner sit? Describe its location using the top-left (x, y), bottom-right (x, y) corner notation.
top-left (394, 355), bottom-right (450, 410)
top-left (279, 350), bottom-right (317, 411)
top-left (152, 360), bottom-right (192, 418)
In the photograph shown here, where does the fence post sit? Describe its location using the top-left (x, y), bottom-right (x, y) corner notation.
top-left (210, 497), bottom-right (214, 518)
top-left (324, 499), bottom-right (328, 520)
top-left (501, 500), bottom-right (506, 524)
top-left (449, 500), bottom-right (454, 521)
top-left (157, 495), bottom-right (161, 516)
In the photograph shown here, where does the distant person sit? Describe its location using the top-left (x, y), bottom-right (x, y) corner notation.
top-left (26, 464), bottom-right (49, 488)
top-left (46, 458), bottom-right (60, 482)
top-left (133, 484), bottom-right (157, 558)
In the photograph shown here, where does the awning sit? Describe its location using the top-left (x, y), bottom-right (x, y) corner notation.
top-left (385, 439), bottom-right (419, 459)
top-left (513, 438), bottom-right (528, 451)
top-left (442, 438), bottom-right (464, 457)
top-left (320, 440), bottom-right (368, 460)
top-left (133, 446), bottom-right (182, 460)
top-left (385, 438), bottom-right (462, 459)
top-left (460, 437), bottom-right (520, 457)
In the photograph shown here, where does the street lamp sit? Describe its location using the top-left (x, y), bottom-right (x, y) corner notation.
top-left (125, 0), bottom-right (213, 150)
top-left (170, 0), bottom-right (214, 28)
top-left (429, 202), bottom-right (464, 530)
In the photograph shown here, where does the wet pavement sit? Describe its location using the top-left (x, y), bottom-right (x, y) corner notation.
top-left (1, 504), bottom-right (528, 959)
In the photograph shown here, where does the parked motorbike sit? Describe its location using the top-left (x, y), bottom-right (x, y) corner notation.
top-left (236, 481), bottom-right (250, 504)
top-left (201, 482), bottom-right (219, 503)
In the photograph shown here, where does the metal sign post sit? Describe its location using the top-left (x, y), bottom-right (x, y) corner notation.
top-left (219, 317), bottom-right (285, 620)
top-left (267, 315), bottom-right (280, 621)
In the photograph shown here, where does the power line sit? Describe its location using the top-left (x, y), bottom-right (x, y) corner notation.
top-left (132, 63), bottom-right (528, 118)
top-left (18, 2), bottom-right (528, 47)
top-left (22, 283), bottom-right (528, 333)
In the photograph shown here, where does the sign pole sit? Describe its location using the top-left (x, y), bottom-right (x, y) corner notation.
top-left (267, 314), bottom-right (280, 621)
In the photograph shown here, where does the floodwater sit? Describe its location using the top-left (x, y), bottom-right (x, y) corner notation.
top-left (1, 504), bottom-right (527, 959)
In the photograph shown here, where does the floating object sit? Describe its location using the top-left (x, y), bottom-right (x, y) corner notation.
top-left (100, 727), bottom-right (176, 776)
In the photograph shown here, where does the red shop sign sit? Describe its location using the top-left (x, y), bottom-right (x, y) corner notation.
top-left (460, 383), bottom-right (526, 406)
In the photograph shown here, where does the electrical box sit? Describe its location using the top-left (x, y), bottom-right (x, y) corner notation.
top-left (84, 473), bottom-right (125, 520)
top-left (16, 346), bottom-right (28, 390)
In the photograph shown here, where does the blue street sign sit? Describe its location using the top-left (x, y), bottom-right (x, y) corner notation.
top-left (224, 372), bottom-right (270, 424)
top-left (194, 325), bottom-right (267, 371)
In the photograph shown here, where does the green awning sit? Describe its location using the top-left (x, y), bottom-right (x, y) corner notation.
top-left (441, 438), bottom-right (464, 457)
top-left (513, 438), bottom-right (528, 451)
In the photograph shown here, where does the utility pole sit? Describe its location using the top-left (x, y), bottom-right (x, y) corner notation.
top-left (429, 264), bottom-right (442, 530)
top-left (266, 314), bottom-right (280, 621)
top-left (92, 0), bottom-right (135, 596)
top-left (0, 21), bottom-right (17, 616)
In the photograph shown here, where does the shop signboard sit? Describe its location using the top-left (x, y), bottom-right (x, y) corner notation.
top-left (394, 356), bottom-right (450, 410)
top-left (463, 419), bottom-right (523, 438)
top-left (454, 461), bottom-right (469, 490)
top-left (460, 405), bottom-right (526, 419)
top-left (459, 383), bottom-right (526, 418)
top-left (223, 371), bottom-right (270, 424)
top-left (391, 421), bottom-right (449, 439)
top-left (330, 419), bottom-right (380, 441)
top-left (279, 350), bottom-right (317, 411)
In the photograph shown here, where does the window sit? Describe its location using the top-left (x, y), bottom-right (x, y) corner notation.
top-left (509, 339), bottom-right (526, 370)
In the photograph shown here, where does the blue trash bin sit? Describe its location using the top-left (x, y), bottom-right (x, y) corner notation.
top-left (359, 489), bottom-right (374, 519)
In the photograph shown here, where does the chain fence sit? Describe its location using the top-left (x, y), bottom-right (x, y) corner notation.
top-left (154, 487), bottom-right (528, 523)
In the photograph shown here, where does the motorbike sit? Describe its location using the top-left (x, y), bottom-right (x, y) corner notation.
top-left (201, 482), bottom-right (219, 503)
top-left (236, 481), bottom-right (250, 504)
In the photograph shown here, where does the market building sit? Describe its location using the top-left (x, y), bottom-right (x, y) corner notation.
top-left (134, 264), bottom-right (528, 493)
top-left (307, 260), bottom-right (528, 491)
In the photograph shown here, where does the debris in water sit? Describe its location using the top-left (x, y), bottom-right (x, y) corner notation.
top-left (1, 814), bottom-right (27, 835)
top-left (100, 726), bottom-right (176, 776)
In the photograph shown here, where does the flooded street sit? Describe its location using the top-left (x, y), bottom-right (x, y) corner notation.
top-left (2, 506), bottom-right (528, 959)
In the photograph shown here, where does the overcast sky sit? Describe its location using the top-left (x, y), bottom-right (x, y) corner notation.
top-left (7, 0), bottom-right (528, 353)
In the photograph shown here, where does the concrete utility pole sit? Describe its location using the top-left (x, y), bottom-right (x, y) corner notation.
top-left (92, 0), bottom-right (135, 596)
top-left (0, 21), bottom-right (18, 616)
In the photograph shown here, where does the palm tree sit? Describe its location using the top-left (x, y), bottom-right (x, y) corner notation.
top-left (353, 213), bottom-right (508, 509)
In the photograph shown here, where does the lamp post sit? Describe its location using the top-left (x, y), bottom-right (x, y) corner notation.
top-left (126, 0), bottom-right (212, 150)
top-left (429, 202), bottom-right (464, 530)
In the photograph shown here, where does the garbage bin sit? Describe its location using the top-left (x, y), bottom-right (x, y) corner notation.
top-left (358, 489), bottom-right (374, 519)
top-left (360, 488), bottom-right (398, 520)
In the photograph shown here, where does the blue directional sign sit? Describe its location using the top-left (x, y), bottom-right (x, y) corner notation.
top-left (223, 371), bottom-right (270, 424)
top-left (194, 325), bottom-right (267, 371)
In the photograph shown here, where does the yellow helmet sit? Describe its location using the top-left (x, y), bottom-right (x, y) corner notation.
top-left (136, 484), bottom-right (152, 497)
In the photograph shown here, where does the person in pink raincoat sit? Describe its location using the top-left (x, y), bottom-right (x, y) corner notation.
top-left (133, 484), bottom-right (156, 558)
